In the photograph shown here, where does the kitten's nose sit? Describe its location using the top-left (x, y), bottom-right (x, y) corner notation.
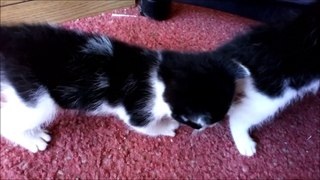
top-left (180, 115), bottom-right (203, 129)
top-left (196, 116), bottom-right (213, 127)
top-left (172, 114), bottom-right (203, 129)
top-left (186, 121), bottom-right (203, 129)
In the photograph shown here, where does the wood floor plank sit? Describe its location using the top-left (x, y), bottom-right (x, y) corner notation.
top-left (0, 0), bottom-right (135, 24)
top-left (0, 0), bottom-right (29, 7)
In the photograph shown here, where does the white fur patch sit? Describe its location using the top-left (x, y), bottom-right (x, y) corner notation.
top-left (89, 102), bottom-right (131, 123)
top-left (150, 74), bottom-right (172, 120)
top-left (196, 117), bottom-right (208, 128)
top-left (82, 36), bottom-right (113, 56)
top-left (1, 82), bottom-right (57, 153)
top-left (133, 74), bottom-right (178, 136)
top-left (88, 74), bottom-right (178, 137)
top-left (157, 51), bottom-right (163, 62)
top-left (238, 63), bottom-right (251, 76)
top-left (133, 116), bottom-right (180, 137)
top-left (233, 59), bottom-right (251, 77)
top-left (90, 70), bottom-right (178, 137)
top-left (228, 78), bottom-right (319, 156)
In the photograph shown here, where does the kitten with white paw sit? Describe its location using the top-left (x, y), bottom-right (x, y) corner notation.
top-left (0, 24), bottom-right (242, 152)
top-left (3, 3), bottom-right (318, 154)
top-left (0, 25), bottom-right (178, 152)
top-left (181, 3), bottom-right (320, 156)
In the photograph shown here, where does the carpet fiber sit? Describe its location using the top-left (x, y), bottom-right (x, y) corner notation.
top-left (1, 3), bottom-right (319, 179)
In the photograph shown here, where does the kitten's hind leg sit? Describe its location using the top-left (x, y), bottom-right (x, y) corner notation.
top-left (1, 84), bottom-right (57, 153)
top-left (228, 78), bottom-right (297, 156)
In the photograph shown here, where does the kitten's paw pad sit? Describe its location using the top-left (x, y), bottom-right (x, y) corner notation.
top-left (16, 131), bottom-right (51, 153)
top-left (236, 138), bottom-right (256, 157)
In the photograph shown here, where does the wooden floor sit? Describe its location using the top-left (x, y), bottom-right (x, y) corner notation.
top-left (0, 0), bottom-right (135, 25)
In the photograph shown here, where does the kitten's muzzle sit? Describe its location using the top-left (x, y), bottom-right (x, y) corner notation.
top-left (173, 114), bottom-right (215, 129)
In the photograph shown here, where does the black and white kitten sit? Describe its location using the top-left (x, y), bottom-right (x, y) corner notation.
top-left (2, 3), bottom-right (318, 155)
top-left (183, 3), bottom-right (320, 156)
top-left (0, 24), bottom-right (246, 152)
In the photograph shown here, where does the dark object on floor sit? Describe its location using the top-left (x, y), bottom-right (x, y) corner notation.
top-left (139, 0), bottom-right (172, 20)
top-left (175, 0), bottom-right (317, 23)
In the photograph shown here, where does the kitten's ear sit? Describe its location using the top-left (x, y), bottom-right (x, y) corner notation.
top-left (233, 62), bottom-right (251, 79)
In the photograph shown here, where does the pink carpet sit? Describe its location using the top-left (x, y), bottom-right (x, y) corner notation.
top-left (1, 3), bottom-right (319, 179)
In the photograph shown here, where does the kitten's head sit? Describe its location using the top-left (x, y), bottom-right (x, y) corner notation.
top-left (159, 52), bottom-right (250, 129)
top-left (168, 87), bottom-right (233, 129)
top-left (166, 75), bottom-right (240, 129)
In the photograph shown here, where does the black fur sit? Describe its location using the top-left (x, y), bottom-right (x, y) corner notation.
top-left (153, 2), bottom-right (320, 129)
top-left (2, 3), bottom-right (317, 133)
top-left (0, 24), bottom-right (243, 129)
top-left (180, 3), bottom-right (320, 131)
top-left (0, 25), bottom-right (159, 126)
top-left (159, 51), bottom-right (244, 128)
top-left (210, 3), bottom-right (320, 98)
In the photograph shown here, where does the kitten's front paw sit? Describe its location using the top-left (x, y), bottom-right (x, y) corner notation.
top-left (134, 118), bottom-right (180, 137)
top-left (9, 130), bottom-right (51, 153)
top-left (234, 136), bottom-right (257, 156)
top-left (159, 119), bottom-right (180, 137)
